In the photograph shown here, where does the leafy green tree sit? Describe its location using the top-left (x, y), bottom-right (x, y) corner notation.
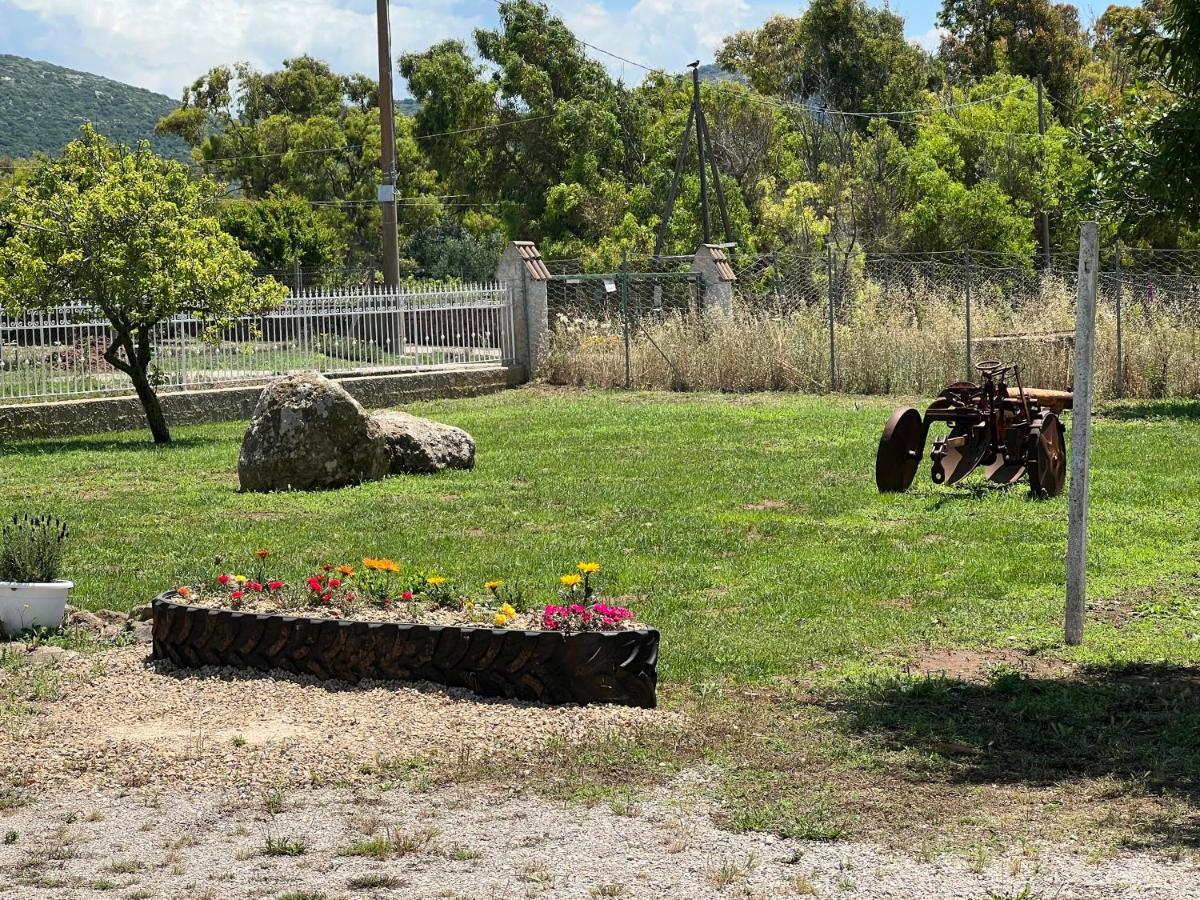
top-left (218, 189), bottom-right (348, 283)
top-left (937, 0), bottom-right (1088, 108)
top-left (0, 127), bottom-right (287, 443)
top-left (1079, 0), bottom-right (1200, 233)
top-left (159, 56), bottom-right (442, 270)
top-left (406, 216), bottom-right (505, 281)
top-left (717, 0), bottom-right (939, 114)
top-left (401, 1), bottom-right (628, 245)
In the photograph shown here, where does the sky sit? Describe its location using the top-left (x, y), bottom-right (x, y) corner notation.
top-left (0, 0), bottom-right (947, 99)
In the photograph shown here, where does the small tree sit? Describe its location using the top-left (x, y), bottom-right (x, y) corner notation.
top-left (0, 126), bottom-right (288, 444)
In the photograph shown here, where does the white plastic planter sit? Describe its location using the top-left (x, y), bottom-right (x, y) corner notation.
top-left (0, 581), bottom-right (73, 636)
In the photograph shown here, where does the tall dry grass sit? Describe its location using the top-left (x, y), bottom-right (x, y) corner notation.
top-left (542, 275), bottom-right (1200, 399)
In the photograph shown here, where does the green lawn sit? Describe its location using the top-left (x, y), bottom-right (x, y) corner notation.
top-left (2, 387), bottom-right (1197, 683)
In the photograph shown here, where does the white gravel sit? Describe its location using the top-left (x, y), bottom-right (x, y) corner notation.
top-left (0, 783), bottom-right (1196, 899)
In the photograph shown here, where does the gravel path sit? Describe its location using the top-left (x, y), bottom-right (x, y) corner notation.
top-left (2, 646), bottom-right (1196, 899)
top-left (0, 783), bottom-right (1196, 899)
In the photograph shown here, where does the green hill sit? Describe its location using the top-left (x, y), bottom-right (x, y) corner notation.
top-left (0, 54), bottom-right (190, 160)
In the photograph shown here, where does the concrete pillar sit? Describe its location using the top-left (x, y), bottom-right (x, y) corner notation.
top-left (495, 241), bottom-right (549, 379)
top-left (690, 244), bottom-right (736, 315)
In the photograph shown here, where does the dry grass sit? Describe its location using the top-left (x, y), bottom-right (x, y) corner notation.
top-left (544, 275), bottom-right (1200, 398)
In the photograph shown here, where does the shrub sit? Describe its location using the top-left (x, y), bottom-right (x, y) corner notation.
top-left (0, 514), bottom-right (69, 583)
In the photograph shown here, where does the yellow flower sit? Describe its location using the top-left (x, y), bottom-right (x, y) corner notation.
top-left (234, 575), bottom-right (248, 584)
top-left (493, 613), bottom-right (509, 626)
top-left (426, 576), bottom-right (447, 587)
top-left (577, 561), bottom-right (600, 575)
top-left (500, 603), bottom-right (517, 618)
top-left (337, 565), bottom-right (354, 577)
top-left (362, 557), bottom-right (382, 571)
top-left (484, 579), bottom-right (504, 591)
top-left (560, 574), bottom-right (582, 588)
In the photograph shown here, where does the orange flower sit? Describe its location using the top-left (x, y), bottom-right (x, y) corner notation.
top-left (176, 586), bottom-right (192, 599)
top-left (255, 549), bottom-right (271, 559)
top-left (337, 565), bottom-right (354, 577)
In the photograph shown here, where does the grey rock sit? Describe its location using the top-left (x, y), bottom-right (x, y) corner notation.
top-left (27, 645), bottom-right (79, 666)
top-left (238, 373), bottom-right (390, 493)
top-left (127, 605), bottom-right (154, 623)
top-left (65, 607), bottom-right (104, 632)
top-left (372, 410), bottom-right (476, 474)
top-left (0, 641), bottom-right (25, 657)
top-left (131, 620), bottom-right (154, 644)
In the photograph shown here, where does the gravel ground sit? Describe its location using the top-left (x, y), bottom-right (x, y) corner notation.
top-left (0, 783), bottom-right (1196, 900)
top-left (2, 646), bottom-right (1197, 899)
top-left (0, 646), bottom-right (661, 790)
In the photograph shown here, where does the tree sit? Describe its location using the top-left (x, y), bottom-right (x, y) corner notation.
top-left (717, 0), bottom-right (939, 115)
top-left (218, 189), bottom-right (348, 284)
top-left (937, 0), bottom-right (1088, 108)
top-left (158, 57), bottom-right (443, 270)
top-left (0, 127), bottom-right (287, 443)
top-left (1079, 0), bottom-right (1200, 231)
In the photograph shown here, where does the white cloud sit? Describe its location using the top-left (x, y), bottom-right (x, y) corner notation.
top-left (4, 0), bottom-right (482, 95)
top-left (549, 0), bottom-right (766, 79)
top-left (912, 25), bottom-right (948, 54)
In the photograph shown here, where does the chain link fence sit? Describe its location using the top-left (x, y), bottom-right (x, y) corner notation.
top-left (542, 245), bottom-right (1200, 399)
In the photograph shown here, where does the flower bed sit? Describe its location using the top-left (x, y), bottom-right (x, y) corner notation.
top-left (152, 554), bottom-right (658, 707)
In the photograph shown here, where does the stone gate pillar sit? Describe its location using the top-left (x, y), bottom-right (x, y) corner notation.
top-left (690, 244), bottom-right (737, 315)
top-left (495, 241), bottom-right (549, 379)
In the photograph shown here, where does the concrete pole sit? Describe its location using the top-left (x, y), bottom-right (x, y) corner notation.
top-left (1066, 221), bottom-right (1100, 646)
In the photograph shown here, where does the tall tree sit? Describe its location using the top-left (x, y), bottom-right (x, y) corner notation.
top-left (717, 0), bottom-right (939, 114)
top-left (937, 0), bottom-right (1088, 108)
top-left (0, 127), bottom-right (287, 443)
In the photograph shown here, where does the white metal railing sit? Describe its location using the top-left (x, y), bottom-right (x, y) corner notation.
top-left (0, 282), bottom-right (516, 404)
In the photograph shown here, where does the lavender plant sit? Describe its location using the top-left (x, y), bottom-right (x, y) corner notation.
top-left (0, 514), bottom-right (70, 583)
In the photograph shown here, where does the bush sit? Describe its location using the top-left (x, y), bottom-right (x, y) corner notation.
top-left (0, 514), bottom-right (69, 583)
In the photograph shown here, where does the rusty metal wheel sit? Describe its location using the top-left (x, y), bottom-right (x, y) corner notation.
top-left (1028, 413), bottom-right (1066, 498)
top-left (876, 407), bottom-right (926, 493)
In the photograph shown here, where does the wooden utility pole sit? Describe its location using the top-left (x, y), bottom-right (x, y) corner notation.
top-left (376, 0), bottom-right (400, 287)
top-left (1066, 221), bottom-right (1099, 646)
top-left (691, 63), bottom-right (711, 245)
top-left (1037, 77), bottom-right (1052, 271)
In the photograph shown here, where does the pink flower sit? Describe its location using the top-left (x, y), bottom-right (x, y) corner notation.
top-left (569, 604), bottom-right (585, 615)
top-left (321, 591), bottom-right (332, 603)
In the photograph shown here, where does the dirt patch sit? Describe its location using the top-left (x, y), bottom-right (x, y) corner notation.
top-left (741, 499), bottom-right (788, 511)
top-left (0, 646), bottom-right (669, 790)
top-left (904, 647), bottom-right (1076, 682)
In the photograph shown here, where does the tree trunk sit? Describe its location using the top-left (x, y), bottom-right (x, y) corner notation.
top-left (128, 360), bottom-right (171, 445)
top-left (103, 327), bottom-right (171, 444)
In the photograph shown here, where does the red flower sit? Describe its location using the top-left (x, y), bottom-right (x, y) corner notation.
top-left (306, 576), bottom-right (323, 592)
top-left (321, 564), bottom-right (334, 572)
top-left (401, 591), bottom-right (414, 601)
top-left (328, 578), bottom-right (342, 589)
top-left (245, 581), bottom-right (263, 592)
top-left (217, 574), bottom-right (231, 586)
top-left (267, 580), bottom-right (284, 591)
top-left (321, 591), bottom-right (332, 602)
top-left (231, 590), bottom-right (244, 600)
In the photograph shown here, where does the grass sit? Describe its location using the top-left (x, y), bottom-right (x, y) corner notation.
top-left (2, 386), bottom-right (1199, 851)
top-left (2, 386), bottom-right (1197, 682)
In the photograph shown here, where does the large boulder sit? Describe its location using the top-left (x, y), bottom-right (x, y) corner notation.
top-left (372, 410), bottom-right (476, 474)
top-left (238, 374), bottom-right (390, 492)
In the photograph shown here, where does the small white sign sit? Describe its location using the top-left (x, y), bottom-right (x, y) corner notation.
top-left (603, 280), bottom-right (617, 294)
top-left (376, 184), bottom-right (395, 202)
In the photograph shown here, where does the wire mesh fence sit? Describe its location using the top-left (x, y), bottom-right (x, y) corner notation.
top-left (542, 245), bottom-right (1200, 399)
top-left (0, 283), bottom-right (516, 404)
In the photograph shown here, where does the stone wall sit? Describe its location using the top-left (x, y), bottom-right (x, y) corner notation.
top-left (0, 366), bottom-right (524, 441)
